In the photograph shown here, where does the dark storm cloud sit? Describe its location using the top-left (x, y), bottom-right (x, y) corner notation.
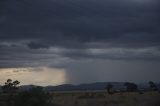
top-left (0, 0), bottom-right (160, 43)
top-left (0, 0), bottom-right (160, 68)
top-left (27, 42), bottom-right (50, 49)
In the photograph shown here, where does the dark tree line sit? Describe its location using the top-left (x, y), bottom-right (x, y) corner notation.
top-left (105, 81), bottom-right (159, 94)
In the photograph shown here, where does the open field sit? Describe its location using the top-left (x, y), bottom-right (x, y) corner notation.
top-left (0, 91), bottom-right (160, 106)
top-left (51, 91), bottom-right (160, 106)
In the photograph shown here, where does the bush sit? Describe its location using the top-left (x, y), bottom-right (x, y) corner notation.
top-left (124, 82), bottom-right (138, 92)
top-left (14, 86), bottom-right (52, 106)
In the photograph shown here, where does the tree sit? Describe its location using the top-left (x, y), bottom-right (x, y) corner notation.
top-left (148, 81), bottom-right (158, 91)
top-left (124, 82), bottom-right (138, 92)
top-left (106, 83), bottom-right (113, 94)
top-left (2, 79), bottom-right (20, 93)
top-left (2, 79), bottom-right (20, 106)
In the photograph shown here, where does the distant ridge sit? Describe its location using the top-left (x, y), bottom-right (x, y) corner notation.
top-left (44, 82), bottom-right (126, 92)
top-left (0, 82), bottom-right (159, 92)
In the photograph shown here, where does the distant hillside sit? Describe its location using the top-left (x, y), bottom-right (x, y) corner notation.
top-left (44, 82), bottom-right (160, 92)
top-left (44, 82), bottom-right (126, 92)
top-left (0, 82), bottom-right (160, 92)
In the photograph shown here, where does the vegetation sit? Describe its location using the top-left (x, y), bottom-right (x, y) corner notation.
top-left (149, 81), bottom-right (158, 91)
top-left (1, 79), bottom-right (52, 106)
top-left (0, 80), bottom-right (160, 106)
top-left (14, 86), bottom-right (52, 106)
top-left (124, 82), bottom-right (138, 92)
top-left (106, 83), bottom-right (113, 94)
top-left (2, 79), bottom-right (20, 93)
top-left (51, 91), bottom-right (160, 106)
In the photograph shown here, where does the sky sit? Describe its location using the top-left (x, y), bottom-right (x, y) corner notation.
top-left (0, 0), bottom-right (160, 86)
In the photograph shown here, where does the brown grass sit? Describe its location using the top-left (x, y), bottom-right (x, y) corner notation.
top-left (0, 91), bottom-right (160, 106)
top-left (51, 91), bottom-right (160, 106)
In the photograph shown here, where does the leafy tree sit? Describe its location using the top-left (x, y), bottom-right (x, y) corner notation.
top-left (2, 79), bottom-right (20, 106)
top-left (2, 79), bottom-right (20, 93)
top-left (124, 82), bottom-right (138, 92)
top-left (106, 83), bottom-right (113, 94)
top-left (148, 81), bottom-right (158, 91)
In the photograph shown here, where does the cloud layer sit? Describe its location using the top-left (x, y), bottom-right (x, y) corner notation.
top-left (0, 0), bottom-right (160, 84)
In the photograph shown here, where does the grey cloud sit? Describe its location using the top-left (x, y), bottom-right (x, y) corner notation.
top-left (27, 42), bottom-right (50, 49)
top-left (0, 44), bottom-right (160, 68)
top-left (0, 0), bottom-right (160, 84)
top-left (0, 0), bottom-right (160, 44)
top-left (0, 0), bottom-right (160, 68)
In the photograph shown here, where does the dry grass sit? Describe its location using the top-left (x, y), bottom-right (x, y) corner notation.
top-left (0, 91), bottom-right (160, 106)
top-left (51, 91), bottom-right (160, 106)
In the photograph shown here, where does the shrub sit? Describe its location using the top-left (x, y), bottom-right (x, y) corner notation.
top-left (14, 86), bottom-right (52, 106)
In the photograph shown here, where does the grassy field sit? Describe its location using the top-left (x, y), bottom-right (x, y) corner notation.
top-left (0, 91), bottom-right (160, 106)
top-left (51, 91), bottom-right (160, 106)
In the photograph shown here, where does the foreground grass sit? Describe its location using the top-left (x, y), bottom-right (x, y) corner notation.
top-left (51, 91), bottom-right (160, 106)
top-left (0, 91), bottom-right (160, 106)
